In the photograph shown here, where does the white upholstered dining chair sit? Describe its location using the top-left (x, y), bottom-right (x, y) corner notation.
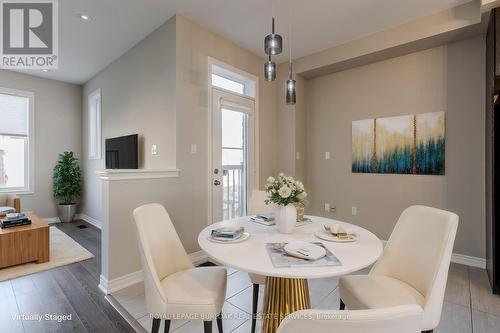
top-left (247, 190), bottom-right (271, 333)
top-left (134, 203), bottom-right (227, 333)
top-left (276, 304), bottom-right (423, 333)
top-left (338, 205), bottom-right (458, 333)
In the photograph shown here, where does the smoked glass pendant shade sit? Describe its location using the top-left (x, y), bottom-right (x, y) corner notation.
top-left (286, 78), bottom-right (296, 105)
top-left (286, 62), bottom-right (296, 105)
top-left (264, 56), bottom-right (276, 81)
top-left (264, 18), bottom-right (283, 55)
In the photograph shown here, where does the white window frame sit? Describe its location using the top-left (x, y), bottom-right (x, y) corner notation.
top-left (211, 63), bottom-right (256, 98)
top-left (0, 87), bottom-right (34, 194)
top-left (88, 88), bottom-right (102, 160)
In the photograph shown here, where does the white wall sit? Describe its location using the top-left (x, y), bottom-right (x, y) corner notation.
top-left (0, 70), bottom-right (81, 218)
top-left (304, 36), bottom-right (485, 258)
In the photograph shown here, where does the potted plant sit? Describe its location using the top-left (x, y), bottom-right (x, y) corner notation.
top-left (265, 173), bottom-right (307, 234)
top-left (53, 151), bottom-right (81, 222)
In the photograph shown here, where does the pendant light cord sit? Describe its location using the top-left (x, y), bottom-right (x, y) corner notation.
top-left (288, 5), bottom-right (292, 78)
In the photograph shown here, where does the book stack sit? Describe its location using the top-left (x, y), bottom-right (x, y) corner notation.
top-left (211, 227), bottom-right (245, 241)
top-left (250, 213), bottom-right (275, 226)
top-left (1, 213), bottom-right (32, 229)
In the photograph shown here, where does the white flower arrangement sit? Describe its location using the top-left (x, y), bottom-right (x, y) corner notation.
top-left (265, 173), bottom-right (307, 207)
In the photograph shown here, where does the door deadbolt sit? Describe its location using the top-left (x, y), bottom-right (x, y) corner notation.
top-left (214, 168), bottom-right (219, 174)
top-left (214, 180), bottom-right (221, 186)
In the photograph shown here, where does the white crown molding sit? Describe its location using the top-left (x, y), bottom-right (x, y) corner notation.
top-left (99, 250), bottom-right (208, 294)
top-left (75, 213), bottom-right (102, 229)
top-left (95, 169), bottom-right (181, 181)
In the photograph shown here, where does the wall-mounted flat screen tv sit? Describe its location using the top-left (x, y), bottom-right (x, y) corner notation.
top-left (105, 134), bottom-right (138, 169)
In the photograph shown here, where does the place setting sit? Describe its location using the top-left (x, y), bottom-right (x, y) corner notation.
top-left (315, 223), bottom-right (358, 243)
top-left (208, 226), bottom-right (250, 243)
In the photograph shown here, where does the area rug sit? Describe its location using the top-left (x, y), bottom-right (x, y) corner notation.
top-left (0, 226), bottom-right (94, 281)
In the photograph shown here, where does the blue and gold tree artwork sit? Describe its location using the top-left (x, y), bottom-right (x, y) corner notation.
top-left (352, 112), bottom-right (445, 175)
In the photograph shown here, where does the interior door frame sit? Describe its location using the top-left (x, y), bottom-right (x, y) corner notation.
top-left (207, 57), bottom-right (259, 225)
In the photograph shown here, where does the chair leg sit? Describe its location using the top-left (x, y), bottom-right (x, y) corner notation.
top-left (339, 299), bottom-right (345, 310)
top-left (204, 321), bottom-right (212, 333)
top-left (164, 320), bottom-right (171, 333)
top-left (151, 318), bottom-right (161, 333)
top-left (216, 312), bottom-right (223, 333)
top-left (251, 283), bottom-right (259, 333)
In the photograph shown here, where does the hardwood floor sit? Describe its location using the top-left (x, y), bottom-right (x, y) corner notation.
top-left (0, 220), bottom-right (135, 333)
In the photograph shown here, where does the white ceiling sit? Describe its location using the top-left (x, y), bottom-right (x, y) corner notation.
top-left (14, 0), bottom-right (472, 84)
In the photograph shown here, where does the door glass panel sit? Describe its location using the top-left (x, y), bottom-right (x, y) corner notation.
top-left (221, 108), bottom-right (248, 220)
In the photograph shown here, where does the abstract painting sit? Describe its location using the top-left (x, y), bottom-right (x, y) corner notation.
top-left (352, 119), bottom-right (374, 173)
top-left (352, 112), bottom-right (445, 175)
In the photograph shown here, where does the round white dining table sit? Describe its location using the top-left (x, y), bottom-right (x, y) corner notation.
top-left (198, 215), bottom-right (383, 333)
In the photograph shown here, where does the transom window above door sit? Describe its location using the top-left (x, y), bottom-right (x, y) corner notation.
top-left (0, 88), bottom-right (34, 193)
top-left (211, 64), bottom-right (256, 98)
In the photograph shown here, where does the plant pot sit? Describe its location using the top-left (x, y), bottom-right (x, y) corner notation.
top-left (58, 203), bottom-right (77, 222)
top-left (275, 204), bottom-right (297, 234)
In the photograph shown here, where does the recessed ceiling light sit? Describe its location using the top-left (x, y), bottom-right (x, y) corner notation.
top-left (79, 14), bottom-right (91, 21)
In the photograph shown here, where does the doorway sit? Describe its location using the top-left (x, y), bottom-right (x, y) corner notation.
top-left (209, 61), bottom-right (258, 223)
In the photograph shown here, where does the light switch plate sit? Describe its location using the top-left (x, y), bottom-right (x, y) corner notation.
top-left (191, 144), bottom-right (197, 154)
top-left (352, 206), bottom-right (357, 216)
top-left (151, 144), bottom-right (157, 155)
top-left (324, 203), bottom-right (330, 212)
top-left (296, 152), bottom-right (300, 160)
top-left (325, 152), bottom-right (331, 160)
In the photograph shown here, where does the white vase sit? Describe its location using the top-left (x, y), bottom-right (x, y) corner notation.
top-left (275, 204), bottom-right (297, 234)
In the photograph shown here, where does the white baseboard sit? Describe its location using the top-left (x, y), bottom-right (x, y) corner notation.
top-left (99, 270), bottom-right (143, 295)
top-left (188, 250), bottom-right (209, 265)
top-left (43, 217), bottom-right (61, 224)
top-left (75, 213), bottom-right (102, 229)
top-left (42, 214), bottom-right (101, 229)
top-left (451, 253), bottom-right (486, 269)
top-left (99, 250), bottom-right (209, 294)
top-left (381, 239), bottom-right (486, 269)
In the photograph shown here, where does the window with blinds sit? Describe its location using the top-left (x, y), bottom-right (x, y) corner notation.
top-left (0, 89), bottom-right (32, 192)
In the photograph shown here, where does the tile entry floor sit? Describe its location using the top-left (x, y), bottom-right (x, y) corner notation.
top-left (112, 263), bottom-right (500, 333)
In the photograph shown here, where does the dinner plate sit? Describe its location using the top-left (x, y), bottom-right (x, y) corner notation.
top-left (284, 241), bottom-right (326, 260)
top-left (207, 232), bottom-right (250, 244)
top-left (314, 230), bottom-right (357, 243)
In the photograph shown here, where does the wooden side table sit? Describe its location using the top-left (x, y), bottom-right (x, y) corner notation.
top-left (0, 213), bottom-right (50, 268)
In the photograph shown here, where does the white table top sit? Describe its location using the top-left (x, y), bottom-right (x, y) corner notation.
top-left (198, 215), bottom-right (383, 279)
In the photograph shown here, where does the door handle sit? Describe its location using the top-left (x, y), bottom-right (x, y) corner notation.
top-left (214, 180), bottom-right (221, 186)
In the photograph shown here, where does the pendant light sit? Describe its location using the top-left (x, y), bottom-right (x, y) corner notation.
top-left (285, 14), bottom-right (296, 105)
top-left (264, 17), bottom-right (283, 55)
top-left (286, 62), bottom-right (296, 105)
top-left (264, 55), bottom-right (276, 81)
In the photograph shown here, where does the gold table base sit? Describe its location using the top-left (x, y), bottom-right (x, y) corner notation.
top-left (262, 277), bottom-right (311, 333)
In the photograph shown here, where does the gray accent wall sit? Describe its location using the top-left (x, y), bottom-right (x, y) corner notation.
top-left (304, 35), bottom-right (486, 258)
top-left (82, 17), bottom-right (178, 227)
